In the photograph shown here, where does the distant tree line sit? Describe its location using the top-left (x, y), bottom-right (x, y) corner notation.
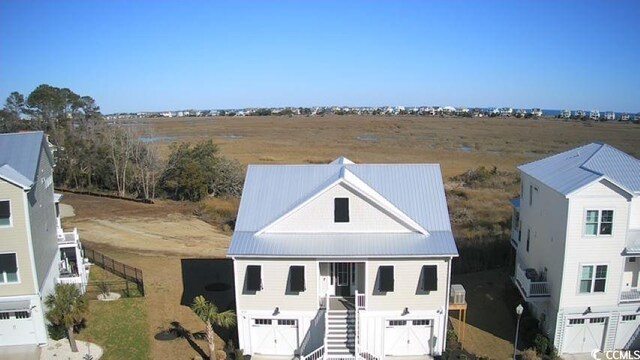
top-left (0, 84), bottom-right (243, 202)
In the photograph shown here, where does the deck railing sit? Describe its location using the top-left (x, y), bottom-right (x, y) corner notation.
top-left (300, 309), bottom-right (326, 360)
top-left (57, 276), bottom-right (86, 293)
top-left (620, 288), bottom-right (640, 303)
top-left (514, 264), bottom-right (550, 297)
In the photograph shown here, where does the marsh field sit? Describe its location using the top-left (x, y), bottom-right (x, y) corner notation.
top-left (70, 116), bottom-right (638, 359)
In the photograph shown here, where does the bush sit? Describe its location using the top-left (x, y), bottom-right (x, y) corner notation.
top-left (533, 333), bottom-right (549, 355)
top-left (234, 349), bottom-right (244, 360)
top-left (47, 323), bottom-right (66, 340)
top-left (447, 329), bottom-right (458, 344)
top-left (521, 348), bottom-right (541, 360)
top-left (97, 280), bottom-right (111, 296)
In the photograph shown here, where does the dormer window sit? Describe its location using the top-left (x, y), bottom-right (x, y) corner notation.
top-left (334, 198), bottom-right (350, 223)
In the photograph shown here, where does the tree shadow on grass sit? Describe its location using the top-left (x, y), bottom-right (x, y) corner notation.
top-left (157, 321), bottom-right (209, 360)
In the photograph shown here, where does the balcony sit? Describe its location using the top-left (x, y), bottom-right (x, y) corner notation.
top-left (620, 288), bottom-right (640, 303)
top-left (513, 263), bottom-right (550, 300)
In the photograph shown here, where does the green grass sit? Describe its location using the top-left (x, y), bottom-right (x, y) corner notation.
top-left (77, 297), bottom-right (149, 360)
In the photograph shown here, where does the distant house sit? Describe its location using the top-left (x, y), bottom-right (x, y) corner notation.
top-left (228, 157), bottom-right (459, 358)
top-left (0, 132), bottom-right (88, 348)
top-left (510, 143), bottom-right (640, 354)
top-left (574, 110), bottom-right (586, 118)
top-left (500, 107), bottom-right (514, 117)
top-left (621, 113), bottom-right (630, 121)
top-left (531, 108), bottom-right (543, 117)
top-left (560, 110), bottom-right (572, 119)
top-left (590, 110), bottom-right (601, 120)
top-left (605, 112), bottom-right (616, 121)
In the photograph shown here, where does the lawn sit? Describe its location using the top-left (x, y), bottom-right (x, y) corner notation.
top-left (77, 297), bottom-right (149, 360)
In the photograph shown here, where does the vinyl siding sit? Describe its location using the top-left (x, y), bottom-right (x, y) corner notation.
top-left (268, 183), bottom-right (410, 233)
top-left (366, 258), bottom-right (449, 311)
top-left (235, 258), bottom-right (319, 311)
top-left (0, 180), bottom-right (36, 296)
top-left (28, 146), bottom-right (58, 291)
top-left (517, 173), bottom-right (567, 315)
top-left (629, 197), bottom-right (640, 229)
top-left (560, 180), bottom-right (629, 309)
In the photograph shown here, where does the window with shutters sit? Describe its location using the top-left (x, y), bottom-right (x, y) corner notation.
top-left (288, 265), bottom-right (305, 292)
top-left (378, 266), bottom-right (394, 292)
top-left (0, 253), bottom-right (19, 283)
top-left (0, 201), bottom-right (10, 227)
top-left (246, 265), bottom-right (262, 292)
top-left (334, 198), bottom-right (350, 223)
top-left (421, 265), bottom-right (438, 292)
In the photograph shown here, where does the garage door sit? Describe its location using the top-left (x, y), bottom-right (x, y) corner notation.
top-left (384, 319), bottom-right (432, 356)
top-left (562, 317), bottom-right (607, 354)
top-left (615, 314), bottom-right (640, 350)
top-left (250, 318), bottom-right (298, 355)
top-left (0, 311), bottom-right (37, 346)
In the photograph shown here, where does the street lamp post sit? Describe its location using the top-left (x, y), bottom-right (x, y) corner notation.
top-left (514, 304), bottom-right (524, 360)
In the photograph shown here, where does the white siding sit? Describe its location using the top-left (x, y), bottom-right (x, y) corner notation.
top-left (366, 259), bottom-right (449, 311)
top-left (517, 173), bottom-right (568, 316)
top-left (267, 183), bottom-right (411, 233)
top-left (560, 180), bottom-right (629, 309)
top-left (629, 197), bottom-right (640, 229)
top-left (234, 259), bottom-right (319, 311)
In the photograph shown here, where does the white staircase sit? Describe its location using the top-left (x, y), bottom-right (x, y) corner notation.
top-left (604, 312), bottom-right (620, 351)
top-left (326, 309), bottom-right (355, 357)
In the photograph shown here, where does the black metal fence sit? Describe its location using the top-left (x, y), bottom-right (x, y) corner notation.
top-left (85, 280), bottom-right (144, 298)
top-left (84, 247), bottom-right (145, 296)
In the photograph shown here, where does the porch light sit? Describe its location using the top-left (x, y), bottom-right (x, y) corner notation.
top-left (584, 306), bottom-right (592, 315)
top-left (273, 307), bottom-right (280, 316)
top-left (402, 307), bottom-right (409, 316)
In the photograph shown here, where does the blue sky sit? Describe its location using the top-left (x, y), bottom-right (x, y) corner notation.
top-left (1, 1), bottom-right (639, 113)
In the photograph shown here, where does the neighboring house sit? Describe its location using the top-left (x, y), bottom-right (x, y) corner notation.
top-left (228, 157), bottom-right (459, 359)
top-left (531, 108), bottom-right (544, 117)
top-left (510, 143), bottom-right (640, 354)
top-left (605, 112), bottom-right (616, 121)
top-left (561, 110), bottom-right (572, 119)
top-left (0, 131), bottom-right (87, 348)
top-left (590, 110), bottom-right (601, 120)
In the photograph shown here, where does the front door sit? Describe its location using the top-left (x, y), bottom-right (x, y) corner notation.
top-left (334, 263), bottom-right (353, 296)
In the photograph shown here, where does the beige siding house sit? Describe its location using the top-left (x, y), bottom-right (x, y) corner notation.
top-left (228, 157), bottom-right (459, 359)
top-left (0, 131), bottom-right (88, 348)
top-left (510, 143), bottom-right (640, 354)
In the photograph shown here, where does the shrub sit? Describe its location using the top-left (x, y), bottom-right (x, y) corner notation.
top-left (447, 329), bottom-right (458, 344)
top-left (47, 323), bottom-right (66, 340)
top-left (521, 348), bottom-right (541, 360)
top-left (97, 280), bottom-right (111, 297)
top-left (533, 333), bottom-right (549, 355)
top-left (234, 349), bottom-right (244, 360)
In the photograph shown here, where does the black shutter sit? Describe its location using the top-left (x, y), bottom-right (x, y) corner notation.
top-left (246, 265), bottom-right (262, 291)
top-left (334, 198), bottom-right (349, 223)
top-left (289, 266), bottom-right (305, 292)
top-left (0, 201), bottom-right (10, 218)
top-left (422, 265), bottom-right (438, 291)
top-left (0, 254), bottom-right (17, 272)
top-left (379, 266), bottom-right (394, 292)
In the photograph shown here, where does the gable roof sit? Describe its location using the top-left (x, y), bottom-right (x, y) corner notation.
top-left (519, 143), bottom-right (640, 196)
top-left (229, 159), bottom-right (457, 257)
top-left (0, 131), bottom-right (51, 189)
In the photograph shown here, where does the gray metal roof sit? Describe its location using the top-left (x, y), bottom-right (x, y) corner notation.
top-left (519, 143), bottom-right (640, 196)
top-left (228, 231), bottom-right (457, 257)
top-left (230, 160), bottom-right (457, 257)
top-left (0, 131), bottom-right (48, 188)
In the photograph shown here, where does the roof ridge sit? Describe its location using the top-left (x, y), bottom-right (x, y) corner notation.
top-left (577, 142), bottom-right (606, 176)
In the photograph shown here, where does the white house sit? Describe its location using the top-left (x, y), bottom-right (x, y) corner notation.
top-left (0, 131), bottom-right (88, 348)
top-left (590, 110), bottom-right (601, 120)
top-left (510, 143), bottom-right (640, 354)
top-left (227, 157), bottom-right (459, 359)
top-left (605, 112), bottom-right (616, 121)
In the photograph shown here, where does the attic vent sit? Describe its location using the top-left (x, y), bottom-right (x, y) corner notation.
top-left (378, 266), bottom-right (394, 292)
top-left (289, 266), bottom-right (305, 292)
top-left (246, 265), bottom-right (262, 291)
top-left (334, 198), bottom-right (350, 223)
top-left (421, 265), bottom-right (438, 291)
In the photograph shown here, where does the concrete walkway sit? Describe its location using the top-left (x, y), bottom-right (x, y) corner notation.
top-left (0, 345), bottom-right (40, 360)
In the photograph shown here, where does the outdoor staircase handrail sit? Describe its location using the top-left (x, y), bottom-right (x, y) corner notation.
top-left (625, 323), bottom-right (640, 349)
top-left (299, 308), bottom-right (326, 357)
top-left (324, 293), bottom-right (330, 355)
top-left (355, 291), bottom-right (360, 360)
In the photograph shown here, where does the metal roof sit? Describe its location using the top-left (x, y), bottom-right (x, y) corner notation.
top-left (228, 231), bottom-right (458, 257)
top-left (519, 143), bottom-right (640, 196)
top-left (0, 131), bottom-right (48, 188)
top-left (230, 160), bottom-right (457, 257)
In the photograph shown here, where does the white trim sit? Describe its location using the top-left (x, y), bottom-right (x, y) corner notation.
top-left (0, 252), bottom-right (20, 284)
top-left (566, 175), bottom-right (635, 198)
top-left (577, 263), bottom-right (609, 295)
top-left (0, 198), bottom-right (13, 228)
top-left (582, 208), bottom-right (614, 237)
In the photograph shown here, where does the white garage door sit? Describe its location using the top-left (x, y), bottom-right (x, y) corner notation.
top-left (384, 319), bottom-right (432, 356)
top-left (562, 317), bottom-right (607, 354)
top-left (0, 311), bottom-right (37, 346)
top-left (250, 318), bottom-right (298, 355)
top-left (615, 314), bottom-right (640, 350)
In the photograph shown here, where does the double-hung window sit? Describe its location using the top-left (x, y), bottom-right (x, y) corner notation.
top-left (0, 201), bottom-right (10, 227)
top-left (585, 210), bottom-right (613, 236)
top-left (0, 253), bottom-right (18, 284)
top-left (579, 265), bottom-right (607, 293)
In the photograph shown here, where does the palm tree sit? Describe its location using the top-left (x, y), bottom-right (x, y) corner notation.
top-left (191, 295), bottom-right (236, 360)
top-left (44, 283), bottom-right (88, 352)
